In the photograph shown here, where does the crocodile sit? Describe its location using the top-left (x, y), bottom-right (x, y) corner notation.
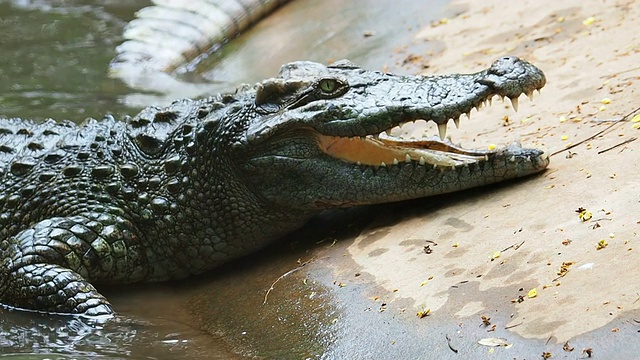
top-left (0, 56), bottom-right (547, 316)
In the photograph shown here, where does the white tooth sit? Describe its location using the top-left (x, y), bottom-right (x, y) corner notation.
top-left (437, 123), bottom-right (447, 140)
top-left (419, 156), bottom-right (426, 165)
top-left (484, 155), bottom-right (489, 161)
top-left (405, 154), bottom-right (412, 163)
top-left (509, 156), bottom-right (516, 162)
top-left (392, 158), bottom-right (399, 165)
top-left (488, 97), bottom-right (493, 106)
top-left (453, 118), bottom-right (460, 129)
top-left (526, 91), bottom-right (534, 101)
top-left (357, 161), bottom-right (362, 166)
top-left (380, 161), bottom-right (387, 167)
top-left (509, 96), bottom-right (519, 112)
top-left (433, 164), bottom-right (437, 169)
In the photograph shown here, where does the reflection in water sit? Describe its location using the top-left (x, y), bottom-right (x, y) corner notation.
top-left (0, 307), bottom-right (233, 358)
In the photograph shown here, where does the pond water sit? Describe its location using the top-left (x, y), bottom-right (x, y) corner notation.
top-left (0, 0), bottom-right (449, 358)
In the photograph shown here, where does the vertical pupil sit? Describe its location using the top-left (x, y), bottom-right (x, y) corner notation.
top-left (321, 80), bottom-right (335, 92)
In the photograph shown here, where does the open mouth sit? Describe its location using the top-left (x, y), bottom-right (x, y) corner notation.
top-left (317, 94), bottom-right (537, 168)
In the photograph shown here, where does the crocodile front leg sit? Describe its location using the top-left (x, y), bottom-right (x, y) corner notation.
top-left (0, 213), bottom-right (149, 316)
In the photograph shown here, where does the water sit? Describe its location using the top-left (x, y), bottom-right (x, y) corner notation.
top-left (0, 0), bottom-right (448, 357)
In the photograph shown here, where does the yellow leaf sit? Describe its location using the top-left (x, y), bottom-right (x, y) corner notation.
top-left (601, 98), bottom-right (612, 104)
top-left (527, 288), bottom-right (538, 298)
top-left (579, 210), bottom-right (592, 221)
top-left (631, 114), bottom-right (640, 123)
top-left (583, 16), bottom-right (596, 26)
top-left (596, 239), bottom-right (608, 250)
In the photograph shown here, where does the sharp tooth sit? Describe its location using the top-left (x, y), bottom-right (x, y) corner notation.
top-left (509, 156), bottom-right (516, 162)
top-left (477, 102), bottom-right (484, 109)
top-left (488, 97), bottom-right (493, 106)
top-left (526, 91), bottom-right (534, 101)
top-left (405, 154), bottom-right (412, 163)
top-left (453, 118), bottom-right (460, 129)
top-left (437, 123), bottom-right (447, 140)
top-left (357, 161), bottom-right (362, 165)
top-left (380, 161), bottom-right (387, 167)
top-left (392, 158), bottom-right (399, 165)
top-left (484, 155), bottom-right (489, 161)
top-left (419, 156), bottom-right (426, 165)
top-left (509, 96), bottom-right (519, 112)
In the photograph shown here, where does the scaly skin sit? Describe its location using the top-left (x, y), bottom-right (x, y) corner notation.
top-left (110, 0), bottom-right (291, 73)
top-left (0, 56), bottom-right (548, 316)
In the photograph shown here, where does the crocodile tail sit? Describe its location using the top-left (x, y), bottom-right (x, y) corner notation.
top-left (109, 0), bottom-right (289, 77)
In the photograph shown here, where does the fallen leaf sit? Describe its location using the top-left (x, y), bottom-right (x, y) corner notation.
top-left (478, 338), bottom-right (511, 348)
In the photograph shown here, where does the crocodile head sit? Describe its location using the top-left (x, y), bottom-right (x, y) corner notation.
top-left (233, 56), bottom-right (548, 209)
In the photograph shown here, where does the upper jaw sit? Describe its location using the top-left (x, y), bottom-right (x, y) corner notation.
top-left (318, 56), bottom-right (546, 140)
top-left (314, 56), bottom-right (547, 168)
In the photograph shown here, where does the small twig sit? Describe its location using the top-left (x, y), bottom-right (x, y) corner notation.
top-left (263, 258), bottom-right (314, 305)
top-left (597, 137), bottom-right (637, 154)
top-left (502, 241), bottom-right (525, 253)
top-left (504, 321), bottom-right (523, 330)
top-left (445, 334), bottom-right (459, 353)
top-left (549, 106), bottom-right (640, 157)
top-left (600, 66), bottom-right (640, 79)
top-left (552, 273), bottom-right (568, 282)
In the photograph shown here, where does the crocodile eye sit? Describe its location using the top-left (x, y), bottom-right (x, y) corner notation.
top-left (319, 78), bottom-right (338, 93)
